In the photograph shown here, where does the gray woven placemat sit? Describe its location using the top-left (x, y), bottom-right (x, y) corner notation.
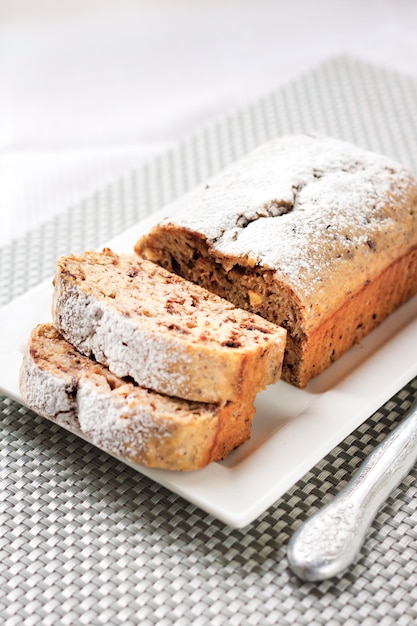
top-left (1, 56), bottom-right (417, 625)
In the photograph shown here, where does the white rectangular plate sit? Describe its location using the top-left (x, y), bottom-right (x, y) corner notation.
top-left (1, 210), bottom-right (417, 528)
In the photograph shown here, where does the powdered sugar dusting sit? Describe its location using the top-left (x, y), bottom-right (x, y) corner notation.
top-left (77, 377), bottom-right (172, 460)
top-left (161, 134), bottom-right (417, 304)
top-left (53, 283), bottom-right (196, 399)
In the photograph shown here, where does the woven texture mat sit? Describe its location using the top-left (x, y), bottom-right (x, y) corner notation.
top-left (1, 56), bottom-right (417, 625)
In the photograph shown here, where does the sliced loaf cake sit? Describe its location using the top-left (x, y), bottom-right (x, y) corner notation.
top-left (135, 134), bottom-right (417, 387)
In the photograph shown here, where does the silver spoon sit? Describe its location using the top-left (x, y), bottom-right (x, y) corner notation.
top-left (287, 396), bottom-right (417, 581)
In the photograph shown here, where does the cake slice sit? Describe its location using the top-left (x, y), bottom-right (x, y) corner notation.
top-left (19, 324), bottom-right (257, 470)
top-left (135, 134), bottom-right (417, 387)
top-left (51, 249), bottom-right (286, 403)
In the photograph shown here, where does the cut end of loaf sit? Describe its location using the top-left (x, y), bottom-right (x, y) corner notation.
top-left (136, 225), bottom-right (308, 386)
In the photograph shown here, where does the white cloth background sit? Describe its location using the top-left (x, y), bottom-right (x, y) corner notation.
top-left (1, 0), bottom-right (417, 247)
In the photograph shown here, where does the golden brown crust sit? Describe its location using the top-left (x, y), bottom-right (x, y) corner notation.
top-left (293, 245), bottom-right (417, 386)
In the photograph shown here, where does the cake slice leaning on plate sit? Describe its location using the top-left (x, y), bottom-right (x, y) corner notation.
top-left (19, 324), bottom-right (260, 470)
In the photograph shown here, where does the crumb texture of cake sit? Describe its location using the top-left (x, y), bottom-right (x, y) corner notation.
top-left (19, 324), bottom-right (256, 470)
top-left (135, 133), bottom-right (417, 387)
top-left (51, 249), bottom-right (286, 403)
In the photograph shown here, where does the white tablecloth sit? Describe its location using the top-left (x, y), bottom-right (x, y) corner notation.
top-left (1, 0), bottom-right (417, 246)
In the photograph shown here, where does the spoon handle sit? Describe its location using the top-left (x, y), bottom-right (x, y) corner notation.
top-left (287, 397), bottom-right (417, 581)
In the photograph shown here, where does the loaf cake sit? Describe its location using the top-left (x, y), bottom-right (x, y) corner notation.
top-left (52, 248), bottom-right (286, 403)
top-left (135, 133), bottom-right (417, 387)
top-left (19, 324), bottom-right (257, 470)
